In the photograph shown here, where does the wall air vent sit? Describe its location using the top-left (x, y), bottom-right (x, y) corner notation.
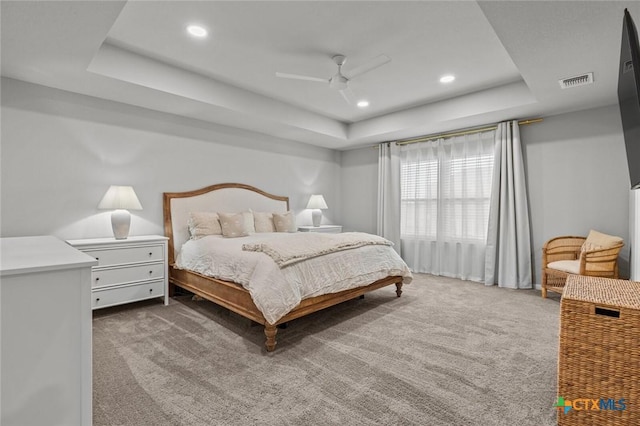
top-left (559, 72), bottom-right (594, 89)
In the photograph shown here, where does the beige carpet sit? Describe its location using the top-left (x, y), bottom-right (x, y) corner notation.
top-left (93, 273), bottom-right (560, 425)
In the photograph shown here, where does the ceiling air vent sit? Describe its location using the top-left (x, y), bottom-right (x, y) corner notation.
top-left (559, 72), bottom-right (594, 89)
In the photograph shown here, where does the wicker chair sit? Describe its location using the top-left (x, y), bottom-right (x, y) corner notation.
top-left (541, 235), bottom-right (624, 298)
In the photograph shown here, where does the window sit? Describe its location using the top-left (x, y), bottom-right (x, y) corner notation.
top-left (400, 132), bottom-right (495, 243)
top-left (401, 159), bottom-right (438, 238)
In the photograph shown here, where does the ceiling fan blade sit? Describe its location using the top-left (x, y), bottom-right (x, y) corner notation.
top-left (275, 72), bottom-right (328, 83)
top-left (346, 54), bottom-right (391, 79)
top-left (339, 87), bottom-right (357, 105)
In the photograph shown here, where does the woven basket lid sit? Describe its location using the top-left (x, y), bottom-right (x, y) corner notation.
top-left (563, 275), bottom-right (640, 310)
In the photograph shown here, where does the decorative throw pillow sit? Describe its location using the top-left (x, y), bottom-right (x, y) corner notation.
top-left (242, 211), bottom-right (256, 234)
top-left (273, 211), bottom-right (297, 233)
top-left (581, 230), bottom-right (623, 252)
top-left (218, 212), bottom-right (250, 238)
top-left (253, 211), bottom-right (276, 233)
top-left (187, 212), bottom-right (222, 239)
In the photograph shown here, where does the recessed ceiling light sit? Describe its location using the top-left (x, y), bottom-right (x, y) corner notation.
top-left (440, 75), bottom-right (455, 83)
top-left (357, 100), bottom-right (370, 108)
top-left (187, 25), bottom-right (208, 38)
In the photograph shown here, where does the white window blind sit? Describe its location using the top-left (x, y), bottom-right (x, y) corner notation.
top-left (400, 130), bottom-right (495, 244)
top-left (401, 159), bottom-right (438, 238)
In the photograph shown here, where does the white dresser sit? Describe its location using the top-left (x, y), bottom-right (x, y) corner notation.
top-left (67, 235), bottom-right (169, 309)
top-left (298, 225), bottom-right (343, 233)
top-left (1, 236), bottom-right (97, 426)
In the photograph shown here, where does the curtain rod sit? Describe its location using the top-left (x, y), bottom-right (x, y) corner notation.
top-left (392, 118), bottom-right (543, 146)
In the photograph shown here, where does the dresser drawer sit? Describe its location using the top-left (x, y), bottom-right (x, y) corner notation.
top-left (92, 263), bottom-right (164, 288)
top-left (67, 235), bottom-right (169, 309)
top-left (92, 281), bottom-right (164, 309)
top-left (84, 244), bottom-right (164, 267)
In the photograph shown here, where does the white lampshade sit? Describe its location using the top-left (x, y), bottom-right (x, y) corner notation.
top-left (98, 186), bottom-right (142, 239)
top-left (306, 194), bottom-right (328, 210)
top-left (306, 194), bottom-right (328, 227)
top-left (98, 185), bottom-right (143, 210)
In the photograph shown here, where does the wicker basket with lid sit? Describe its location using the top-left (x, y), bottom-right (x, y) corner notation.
top-left (558, 275), bottom-right (640, 425)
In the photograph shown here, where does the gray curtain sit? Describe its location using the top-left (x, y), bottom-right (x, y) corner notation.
top-left (484, 121), bottom-right (532, 288)
top-left (377, 142), bottom-right (401, 254)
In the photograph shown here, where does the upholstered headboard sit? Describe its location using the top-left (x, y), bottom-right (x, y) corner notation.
top-left (163, 183), bottom-right (289, 264)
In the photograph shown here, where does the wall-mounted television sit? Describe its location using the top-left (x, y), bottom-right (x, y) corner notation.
top-left (618, 9), bottom-right (640, 189)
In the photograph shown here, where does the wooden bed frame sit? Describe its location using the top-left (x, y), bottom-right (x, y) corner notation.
top-left (163, 183), bottom-right (403, 352)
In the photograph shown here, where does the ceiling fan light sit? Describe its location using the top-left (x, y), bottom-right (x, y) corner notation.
top-left (187, 25), bottom-right (208, 38)
top-left (357, 100), bottom-right (369, 108)
top-left (329, 75), bottom-right (348, 90)
top-left (440, 74), bottom-right (455, 83)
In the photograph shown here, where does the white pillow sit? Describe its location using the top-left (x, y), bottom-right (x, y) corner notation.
top-left (187, 212), bottom-right (222, 239)
top-left (242, 211), bottom-right (256, 234)
top-left (218, 212), bottom-right (249, 238)
top-left (273, 211), bottom-right (297, 233)
top-left (253, 211), bottom-right (276, 233)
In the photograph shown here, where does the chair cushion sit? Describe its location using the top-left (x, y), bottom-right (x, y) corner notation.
top-left (581, 230), bottom-right (623, 252)
top-left (548, 260), bottom-right (580, 274)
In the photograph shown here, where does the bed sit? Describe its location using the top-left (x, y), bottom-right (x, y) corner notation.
top-left (163, 183), bottom-right (412, 351)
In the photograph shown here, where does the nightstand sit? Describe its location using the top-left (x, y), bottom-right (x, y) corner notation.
top-left (67, 235), bottom-right (168, 309)
top-left (298, 225), bottom-right (343, 234)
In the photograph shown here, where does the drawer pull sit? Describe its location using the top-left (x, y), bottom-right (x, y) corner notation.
top-left (95, 277), bottom-right (100, 281)
top-left (149, 252), bottom-right (153, 256)
top-left (96, 297), bottom-right (100, 302)
top-left (149, 289), bottom-right (153, 293)
top-left (149, 270), bottom-right (153, 274)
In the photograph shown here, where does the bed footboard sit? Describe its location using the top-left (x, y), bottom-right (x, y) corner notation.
top-left (171, 267), bottom-right (404, 352)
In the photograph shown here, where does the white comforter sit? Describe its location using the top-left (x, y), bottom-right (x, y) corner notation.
top-left (175, 233), bottom-right (412, 324)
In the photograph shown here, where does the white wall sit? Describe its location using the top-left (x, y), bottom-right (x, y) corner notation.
top-left (0, 78), bottom-right (342, 240)
top-left (522, 105), bottom-right (630, 281)
top-left (340, 104), bottom-right (632, 283)
top-left (631, 189), bottom-right (640, 280)
top-left (2, 78), bottom-right (631, 284)
top-left (340, 146), bottom-right (378, 233)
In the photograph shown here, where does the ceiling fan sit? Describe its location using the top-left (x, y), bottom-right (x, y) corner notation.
top-left (275, 54), bottom-right (391, 105)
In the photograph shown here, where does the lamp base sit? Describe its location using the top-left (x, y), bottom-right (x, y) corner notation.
top-left (111, 209), bottom-right (131, 239)
top-left (311, 209), bottom-right (322, 227)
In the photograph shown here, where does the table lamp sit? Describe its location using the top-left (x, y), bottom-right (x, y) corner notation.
top-left (98, 185), bottom-right (143, 239)
top-left (306, 194), bottom-right (328, 227)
